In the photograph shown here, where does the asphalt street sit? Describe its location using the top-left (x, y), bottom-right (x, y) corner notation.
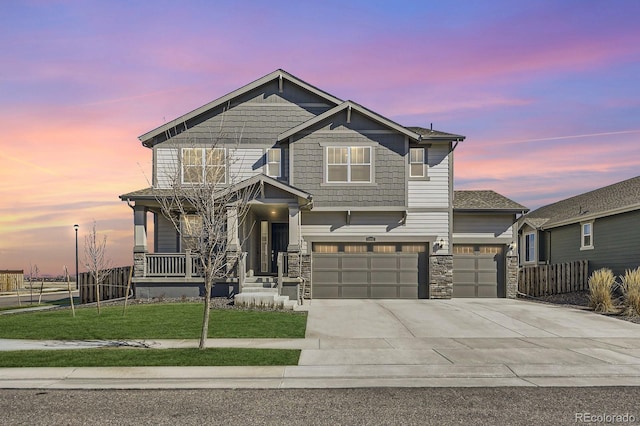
top-left (1, 387), bottom-right (638, 425)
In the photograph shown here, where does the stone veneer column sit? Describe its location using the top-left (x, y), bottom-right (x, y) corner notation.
top-left (132, 204), bottom-right (147, 279)
top-left (287, 252), bottom-right (300, 278)
top-left (133, 252), bottom-right (145, 278)
top-left (429, 255), bottom-right (453, 299)
top-left (300, 254), bottom-right (312, 299)
top-left (506, 255), bottom-right (519, 299)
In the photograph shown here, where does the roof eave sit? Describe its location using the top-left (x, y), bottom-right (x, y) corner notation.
top-left (454, 208), bottom-right (529, 214)
top-left (541, 202), bottom-right (640, 229)
top-left (420, 135), bottom-right (466, 142)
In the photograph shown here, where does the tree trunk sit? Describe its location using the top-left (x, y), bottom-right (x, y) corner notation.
top-left (95, 274), bottom-right (101, 315)
top-left (199, 272), bottom-right (213, 349)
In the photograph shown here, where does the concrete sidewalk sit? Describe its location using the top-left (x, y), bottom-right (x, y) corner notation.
top-left (1, 299), bottom-right (640, 389)
top-left (2, 336), bottom-right (640, 388)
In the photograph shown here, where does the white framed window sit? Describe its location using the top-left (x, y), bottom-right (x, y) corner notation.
top-left (180, 214), bottom-right (203, 251)
top-left (326, 146), bottom-right (371, 183)
top-left (181, 148), bottom-right (226, 184)
top-left (524, 232), bottom-right (535, 263)
top-left (581, 222), bottom-right (594, 249)
top-left (410, 147), bottom-right (425, 177)
top-left (266, 148), bottom-right (281, 178)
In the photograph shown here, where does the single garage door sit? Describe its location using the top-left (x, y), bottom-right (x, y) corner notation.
top-left (312, 242), bottom-right (428, 299)
top-left (453, 245), bottom-right (505, 298)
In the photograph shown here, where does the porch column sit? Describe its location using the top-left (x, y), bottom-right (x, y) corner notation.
top-left (287, 204), bottom-right (300, 252)
top-left (133, 205), bottom-right (148, 253)
top-left (226, 206), bottom-right (239, 251)
top-left (287, 204), bottom-right (301, 279)
top-left (133, 204), bottom-right (147, 279)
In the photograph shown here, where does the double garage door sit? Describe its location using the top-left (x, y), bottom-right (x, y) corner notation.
top-left (452, 245), bottom-right (505, 298)
top-left (312, 242), bottom-right (428, 299)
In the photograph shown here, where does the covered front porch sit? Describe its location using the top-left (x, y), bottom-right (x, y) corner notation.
top-left (120, 175), bottom-right (312, 302)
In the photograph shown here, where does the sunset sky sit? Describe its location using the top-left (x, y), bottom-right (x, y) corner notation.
top-left (2, 0), bottom-right (639, 275)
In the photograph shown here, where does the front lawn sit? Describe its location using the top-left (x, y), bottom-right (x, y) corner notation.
top-left (0, 303), bottom-right (307, 340)
top-left (0, 348), bottom-right (300, 367)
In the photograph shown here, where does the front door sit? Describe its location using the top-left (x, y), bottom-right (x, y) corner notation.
top-left (271, 223), bottom-right (288, 273)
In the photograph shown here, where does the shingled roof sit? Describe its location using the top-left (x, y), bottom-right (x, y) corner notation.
top-left (523, 175), bottom-right (640, 229)
top-left (406, 126), bottom-right (465, 141)
top-left (453, 190), bottom-right (528, 212)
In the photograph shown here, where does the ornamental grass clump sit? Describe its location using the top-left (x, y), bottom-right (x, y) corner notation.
top-left (620, 267), bottom-right (640, 316)
top-left (588, 268), bottom-right (615, 313)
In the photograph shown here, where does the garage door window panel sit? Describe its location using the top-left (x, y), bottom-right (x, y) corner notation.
top-left (313, 243), bottom-right (339, 253)
top-left (344, 244), bottom-right (368, 253)
top-left (373, 244), bottom-right (397, 253)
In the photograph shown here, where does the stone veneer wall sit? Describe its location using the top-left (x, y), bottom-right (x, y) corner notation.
top-left (506, 255), bottom-right (518, 299)
top-left (134, 252), bottom-right (145, 278)
top-left (300, 255), bottom-right (311, 299)
top-left (287, 252), bottom-right (300, 278)
top-left (429, 255), bottom-right (453, 299)
top-left (287, 252), bottom-right (311, 299)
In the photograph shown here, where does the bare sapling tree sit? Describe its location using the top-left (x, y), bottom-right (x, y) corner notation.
top-left (64, 265), bottom-right (76, 317)
top-left (155, 127), bottom-right (258, 349)
top-left (29, 263), bottom-right (36, 305)
top-left (83, 220), bottom-right (112, 314)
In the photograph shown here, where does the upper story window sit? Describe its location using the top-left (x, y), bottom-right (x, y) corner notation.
top-left (581, 222), bottom-right (593, 250)
top-left (524, 232), bottom-right (535, 263)
top-left (266, 148), bottom-right (281, 178)
top-left (410, 147), bottom-right (425, 177)
top-left (326, 146), bottom-right (371, 183)
top-left (182, 148), bottom-right (226, 184)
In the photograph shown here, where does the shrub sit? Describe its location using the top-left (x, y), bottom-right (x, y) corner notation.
top-left (588, 268), bottom-right (615, 313)
top-left (620, 267), bottom-right (640, 316)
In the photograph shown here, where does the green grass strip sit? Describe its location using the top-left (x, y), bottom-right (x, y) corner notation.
top-left (0, 303), bottom-right (307, 340)
top-left (0, 348), bottom-right (300, 367)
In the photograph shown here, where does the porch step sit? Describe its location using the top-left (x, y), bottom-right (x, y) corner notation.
top-left (243, 277), bottom-right (277, 288)
top-left (240, 286), bottom-right (279, 293)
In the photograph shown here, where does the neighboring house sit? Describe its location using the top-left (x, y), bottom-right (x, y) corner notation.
top-left (518, 176), bottom-right (640, 276)
top-left (120, 69), bottom-right (526, 301)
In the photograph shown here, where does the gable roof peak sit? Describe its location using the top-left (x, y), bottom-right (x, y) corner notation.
top-left (278, 100), bottom-right (423, 142)
top-left (138, 69), bottom-right (343, 147)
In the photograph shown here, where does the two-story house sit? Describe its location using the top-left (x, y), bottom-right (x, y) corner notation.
top-left (120, 69), bottom-right (526, 303)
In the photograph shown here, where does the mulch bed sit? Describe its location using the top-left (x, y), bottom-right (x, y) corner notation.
top-left (519, 291), bottom-right (640, 324)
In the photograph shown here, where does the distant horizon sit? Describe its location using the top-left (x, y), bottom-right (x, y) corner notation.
top-left (2, 0), bottom-right (639, 275)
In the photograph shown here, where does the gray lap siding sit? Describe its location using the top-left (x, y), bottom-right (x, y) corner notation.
top-left (292, 131), bottom-right (407, 208)
top-left (548, 209), bottom-right (640, 276)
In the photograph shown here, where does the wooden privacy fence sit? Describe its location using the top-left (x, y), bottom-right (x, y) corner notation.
top-left (519, 260), bottom-right (588, 297)
top-left (0, 270), bottom-right (24, 292)
top-left (80, 266), bottom-right (132, 304)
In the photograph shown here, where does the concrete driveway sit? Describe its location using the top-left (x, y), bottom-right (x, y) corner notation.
top-left (299, 298), bottom-right (640, 386)
top-left (305, 298), bottom-right (640, 339)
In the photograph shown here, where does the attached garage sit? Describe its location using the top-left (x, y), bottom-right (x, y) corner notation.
top-left (311, 243), bottom-right (428, 299)
top-left (453, 245), bottom-right (505, 298)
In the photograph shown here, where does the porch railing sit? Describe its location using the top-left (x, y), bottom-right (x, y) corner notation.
top-left (145, 251), bottom-right (201, 278)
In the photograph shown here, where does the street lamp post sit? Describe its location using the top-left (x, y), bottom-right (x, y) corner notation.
top-left (74, 224), bottom-right (79, 290)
